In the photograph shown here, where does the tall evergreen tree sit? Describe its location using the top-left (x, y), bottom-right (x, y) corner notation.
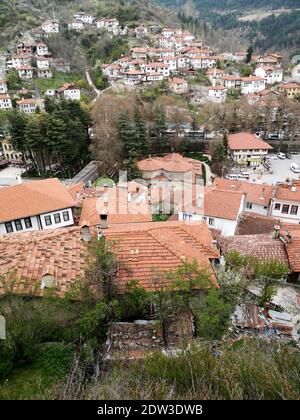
top-left (246, 45), bottom-right (254, 64)
top-left (133, 106), bottom-right (148, 159)
top-left (154, 105), bottom-right (169, 153)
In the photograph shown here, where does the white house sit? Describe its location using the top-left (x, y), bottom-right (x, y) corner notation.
top-left (228, 132), bottom-right (273, 167)
top-left (36, 42), bottom-right (49, 56)
top-left (255, 66), bottom-right (283, 85)
top-left (0, 94), bottom-right (12, 110)
top-left (240, 76), bottom-right (266, 95)
top-left (16, 98), bottom-right (43, 114)
top-left (37, 69), bottom-right (53, 78)
top-left (208, 86), bottom-right (227, 103)
top-left (96, 18), bottom-right (119, 33)
top-left (0, 80), bottom-right (8, 94)
top-left (270, 180), bottom-right (300, 224)
top-left (74, 13), bottom-right (95, 25)
top-left (178, 188), bottom-right (246, 237)
top-left (190, 55), bottom-right (217, 70)
top-left (17, 66), bottom-right (33, 79)
top-left (145, 62), bottom-right (170, 78)
top-left (58, 83), bottom-right (81, 101)
top-left (0, 178), bottom-right (75, 235)
top-left (68, 20), bottom-right (84, 31)
top-left (220, 75), bottom-right (241, 90)
top-left (36, 57), bottom-right (50, 69)
top-left (213, 177), bottom-right (274, 217)
top-left (42, 19), bottom-right (59, 34)
top-left (292, 64), bottom-right (300, 83)
top-left (12, 54), bottom-right (32, 68)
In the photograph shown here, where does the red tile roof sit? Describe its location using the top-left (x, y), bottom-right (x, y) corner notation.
top-left (0, 179), bottom-right (75, 223)
top-left (0, 227), bottom-right (87, 297)
top-left (219, 234), bottom-right (288, 265)
top-left (204, 188), bottom-right (245, 221)
top-left (228, 132), bottom-right (273, 151)
top-left (236, 212), bottom-right (280, 236)
top-left (273, 181), bottom-right (300, 202)
top-left (283, 231), bottom-right (300, 273)
top-left (137, 153), bottom-right (202, 177)
top-left (214, 178), bottom-right (274, 207)
top-left (105, 221), bottom-right (220, 291)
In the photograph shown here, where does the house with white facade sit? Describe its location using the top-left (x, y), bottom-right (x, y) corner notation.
top-left (68, 20), bottom-right (84, 31)
top-left (208, 86), bottom-right (227, 103)
top-left (190, 55), bottom-right (217, 70)
top-left (228, 132), bottom-right (273, 167)
top-left (17, 66), bottom-right (34, 79)
top-left (74, 13), bottom-right (95, 25)
top-left (0, 94), bottom-right (12, 110)
top-left (0, 179), bottom-right (75, 235)
top-left (213, 178), bottom-right (274, 216)
top-left (96, 18), bottom-right (119, 33)
top-left (37, 57), bottom-right (50, 69)
top-left (36, 42), bottom-right (49, 56)
top-left (255, 66), bottom-right (283, 85)
top-left (145, 62), bottom-right (170, 78)
top-left (270, 180), bottom-right (300, 224)
top-left (0, 80), bottom-right (8, 94)
top-left (12, 54), bottom-right (32, 68)
top-left (241, 76), bottom-right (266, 95)
top-left (220, 75), bottom-right (241, 90)
top-left (37, 69), bottom-right (53, 78)
top-left (16, 98), bottom-right (43, 114)
top-left (178, 188), bottom-right (246, 237)
top-left (42, 19), bottom-right (59, 34)
top-left (206, 68), bottom-right (227, 85)
top-left (57, 83), bottom-right (81, 101)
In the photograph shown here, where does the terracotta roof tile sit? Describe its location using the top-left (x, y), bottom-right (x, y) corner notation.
top-left (0, 179), bottom-right (75, 223)
top-left (228, 132), bottom-right (273, 151)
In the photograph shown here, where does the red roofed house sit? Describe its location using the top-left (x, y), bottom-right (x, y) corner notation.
top-left (137, 153), bottom-right (203, 185)
top-left (270, 180), bottom-right (300, 224)
top-left (0, 178), bottom-right (75, 235)
top-left (0, 221), bottom-right (220, 298)
top-left (241, 76), bottom-right (266, 95)
top-left (169, 77), bottom-right (188, 95)
top-left (279, 83), bottom-right (300, 99)
top-left (228, 132), bottom-right (273, 167)
top-left (213, 177), bottom-right (274, 216)
top-left (178, 187), bottom-right (246, 237)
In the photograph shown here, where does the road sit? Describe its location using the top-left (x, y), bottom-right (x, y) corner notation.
top-left (85, 70), bottom-right (111, 103)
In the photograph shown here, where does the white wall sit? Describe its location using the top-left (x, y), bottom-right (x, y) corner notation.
top-left (246, 202), bottom-right (269, 216)
top-left (0, 208), bottom-right (74, 235)
top-left (270, 200), bottom-right (300, 223)
top-left (178, 212), bottom-right (238, 237)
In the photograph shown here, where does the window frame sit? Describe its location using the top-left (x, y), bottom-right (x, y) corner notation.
top-left (62, 211), bottom-right (70, 222)
top-left (54, 213), bottom-right (61, 224)
top-left (14, 219), bottom-right (23, 231)
top-left (24, 217), bottom-right (32, 229)
top-left (5, 222), bottom-right (13, 234)
top-left (44, 215), bottom-right (52, 226)
top-left (282, 205), bottom-right (290, 214)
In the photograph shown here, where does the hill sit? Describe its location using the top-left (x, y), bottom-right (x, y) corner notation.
top-left (157, 0), bottom-right (300, 55)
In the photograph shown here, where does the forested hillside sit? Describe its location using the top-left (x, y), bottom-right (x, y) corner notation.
top-left (158, 0), bottom-right (300, 55)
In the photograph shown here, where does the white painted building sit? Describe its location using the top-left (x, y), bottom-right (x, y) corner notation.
top-left (58, 83), bottom-right (81, 101)
top-left (0, 94), bottom-right (12, 110)
top-left (68, 20), bottom-right (84, 31)
top-left (240, 76), bottom-right (266, 95)
top-left (270, 181), bottom-right (300, 223)
top-left (36, 42), bottom-right (49, 56)
top-left (42, 20), bottom-right (59, 34)
top-left (0, 80), bottom-right (8, 94)
top-left (145, 63), bottom-right (170, 78)
top-left (255, 66), bottom-right (283, 85)
top-left (208, 86), bottom-right (227, 103)
top-left (37, 57), bottom-right (50, 69)
top-left (0, 179), bottom-right (75, 235)
top-left (17, 66), bottom-right (33, 79)
top-left (228, 132), bottom-right (273, 167)
top-left (16, 98), bottom-right (43, 114)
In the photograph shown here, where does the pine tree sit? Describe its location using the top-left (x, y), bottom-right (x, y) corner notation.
top-left (8, 110), bottom-right (28, 161)
top-left (117, 111), bottom-right (134, 159)
top-left (155, 105), bottom-right (169, 153)
top-left (246, 45), bottom-right (254, 64)
top-left (133, 106), bottom-right (148, 159)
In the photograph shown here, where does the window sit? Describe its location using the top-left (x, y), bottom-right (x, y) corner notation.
top-left (14, 219), bottom-right (23, 231)
top-left (209, 218), bottom-right (215, 226)
top-left (291, 206), bottom-right (299, 215)
top-left (5, 222), bottom-right (13, 234)
top-left (24, 217), bottom-right (32, 229)
top-left (246, 203), bottom-right (253, 210)
top-left (274, 203), bottom-right (281, 211)
top-left (44, 215), bottom-right (52, 226)
top-left (63, 211), bottom-right (70, 222)
top-left (183, 213), bottom-right (192, 221)
top-left (282, 205), bottom-right (290, 214)
top-left (54, 213), bottom-right (61, 224)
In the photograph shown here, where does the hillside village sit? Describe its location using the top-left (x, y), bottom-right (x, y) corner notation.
top-left (1, 3), bottom-right (300, 401)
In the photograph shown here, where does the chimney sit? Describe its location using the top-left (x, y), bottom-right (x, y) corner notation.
top-left (16, 173), bottom-right (22, 184)
top-left (273, 225), bottom-right (280, 239)
top-left (100, 213), bottom-right (108, 229)
top-left (81, 223), bottom-right (92, 242)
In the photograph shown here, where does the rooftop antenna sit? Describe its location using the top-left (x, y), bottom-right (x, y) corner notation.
top-left (52, 4), bottom-right (56, 22)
